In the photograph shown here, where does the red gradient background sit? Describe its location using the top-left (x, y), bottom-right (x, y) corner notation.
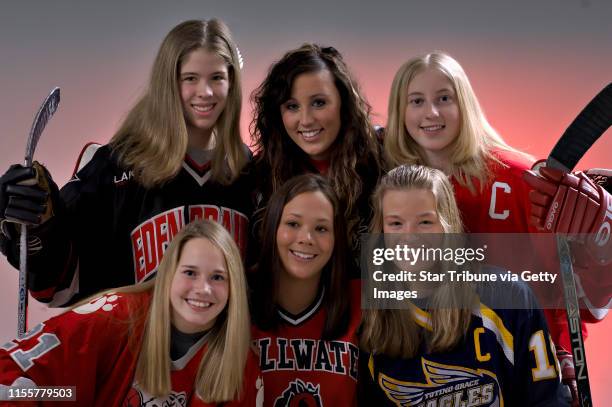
top-left (0, 1), bottom-right (610, 402)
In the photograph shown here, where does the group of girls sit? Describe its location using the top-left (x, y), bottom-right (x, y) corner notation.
top-left (0, 16), bottom-right (586, 406)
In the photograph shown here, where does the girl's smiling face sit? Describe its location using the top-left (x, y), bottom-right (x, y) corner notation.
top-left (170, 237), bottom-right (229, 334)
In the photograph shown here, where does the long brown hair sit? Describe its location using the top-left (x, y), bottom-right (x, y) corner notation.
top-left (251, 43), bottom-right (382, 230)
top-left (110, 19), bottom-right (247, 187)
top-left (250, 174), bottom-right (351, 339)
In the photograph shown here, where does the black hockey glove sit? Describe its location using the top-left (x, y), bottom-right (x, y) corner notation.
top-left (0, 162), bottom-right (59, 239)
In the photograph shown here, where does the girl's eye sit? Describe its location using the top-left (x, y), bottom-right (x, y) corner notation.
top-left (409, 98), bottom-right (423, 106)
top-left (182, 76), bottom-right (197, 82)
top-left (312, 99), bottom-right (326, 108)
top-left (211, 274), bottom-right (226, 282)
top-left (439, 95), bottom-right (451, 103)
top-left (387, 221), bottom-right (402, 227)
top-left (183, 269), bottom-right (196, 277)
top-left (286, 221), bottom-right (299, 228)
top-left (212, 74), bottom-right (226, 81)
top-left (284, 102), bottom-right (299, 112)
top-left (315, 225), bottom-right (328, 233)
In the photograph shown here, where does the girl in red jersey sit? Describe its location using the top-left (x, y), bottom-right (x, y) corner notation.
top-left (383, 51), bottom-right (581, 405)
top-left (0, 220), bottom-right (263, 406)
top-left (250, 174), bottom-right (361, 406)
top-left (384, 51), bottom-right (534, 234)
top-left (0, 19), bottom-right (253, 307)
top-left (249, 44), bottom-right (383, 258)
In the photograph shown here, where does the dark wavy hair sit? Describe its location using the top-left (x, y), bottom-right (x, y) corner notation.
top-left (250, 43), bottom-right (382, 230)
top-left (250, 174), bottom-right (351, 339)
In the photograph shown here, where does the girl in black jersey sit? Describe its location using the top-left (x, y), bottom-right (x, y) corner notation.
top-left (0, 19), bottom-right (253, 306)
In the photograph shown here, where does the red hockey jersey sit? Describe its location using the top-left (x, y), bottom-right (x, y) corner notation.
top-left (0, 291), bottom-right (263, 406)
top-left (251, 280), bottom-right (361, 407)
top-left (450, 150), bottom-right (594, 351)
top-left (451, 150), bottom-right (535, 234)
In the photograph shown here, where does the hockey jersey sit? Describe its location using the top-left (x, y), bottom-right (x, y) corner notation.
top-left (3, 144), bottom-right (255, 306)
top-left (360, 282), bottom-right (566, 406)
top-left (0, 291), bottom-right (263, 407)
top-left (251, 280), bottom-right (361, 407)
top-left (451, 150), bottom-right (535, 234)
top-left (450, 150), bottom-right (594, 351)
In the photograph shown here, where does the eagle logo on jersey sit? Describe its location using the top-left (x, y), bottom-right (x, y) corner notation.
top-left (73, 293), bottom-right (121, 315)
top-left (274, 378), bottom-right (323, 407)
top-left (122, 386), bottom-right (187, 406)
top-left (379, 358), bottom-right (501, 407)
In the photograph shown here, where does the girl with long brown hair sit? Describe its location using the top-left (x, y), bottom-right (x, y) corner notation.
top-left (249, 43), bottom-right (383, 262)
top-left (250, 174), bottom-right (361, 406)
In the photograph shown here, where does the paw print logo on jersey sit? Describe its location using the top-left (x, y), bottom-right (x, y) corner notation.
top-left (122, 385), bottom-right (187, 406)
top-left (274, 379), bottom-right (323, 407)
top-left (73, 293), bottom-right (121, 315)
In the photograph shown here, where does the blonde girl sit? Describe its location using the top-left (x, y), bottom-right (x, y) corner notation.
top-left (0, 220), bottom-right (262, 405)
top-left (0, 19), bottom-right (254, 307)
top-left (360, 164), bottom-right (563, 406)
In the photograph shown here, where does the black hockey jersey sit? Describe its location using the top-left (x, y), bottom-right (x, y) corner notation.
top-left (360, 282), bottom-right (566, 406)
top-left (4, 144), bottom-right (254, 306)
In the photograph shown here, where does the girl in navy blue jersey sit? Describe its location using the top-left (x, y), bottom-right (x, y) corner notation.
top-left (360, 164), bottom-right (565, 406)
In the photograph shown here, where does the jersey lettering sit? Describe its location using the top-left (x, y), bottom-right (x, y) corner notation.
top-left (113, 170), bottom-right (134, 185)
top-left (528, 330), bottom-right (556, 381)
top-left (277, 338), bottom-right (295, 370)
top-left (291, 339), bottom-right (316, 370)
top-left (259, 338), bottom-right (276, 371)
top-left (473, 327), bottom-right (491, 362)
top-left (10, 333), bottom-right (61, 371)
top-left (489, 182), bottom-right (511, 220)
top-left (255, 338), bottom-right (358, 381)
top-left (131, 205), bottom-right (248, 282)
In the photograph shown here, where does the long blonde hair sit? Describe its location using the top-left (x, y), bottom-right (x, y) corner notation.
top-left (361, 165), bottom-right (476, 358)
top-left (134, 220), bottom-right (250, 402)
top-left (110, 19), bottom-right (247, 187)
top-left (385, 52), bottom-right (526, 192)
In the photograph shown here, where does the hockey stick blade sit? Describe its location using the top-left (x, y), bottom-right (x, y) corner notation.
top-left (547, 83), bottom-right (612, 172)
top-left (24, 87), bottom-right (60, 166)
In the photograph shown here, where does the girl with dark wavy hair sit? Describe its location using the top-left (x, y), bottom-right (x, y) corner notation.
top-left (249, 43), bottom-right (383, 260)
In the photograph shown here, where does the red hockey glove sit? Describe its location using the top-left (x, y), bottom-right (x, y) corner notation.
top-left (557, 349), bottom-right (579, 407)
top-left (523, 163), bottom-right (612, 266)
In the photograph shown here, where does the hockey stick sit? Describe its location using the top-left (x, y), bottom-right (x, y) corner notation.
top-left (547, 83), bottom-right (612, 172)
top-left (18, 87), bottom-right (61, 338)
top-left (546, 82), bottom-right (612, 407)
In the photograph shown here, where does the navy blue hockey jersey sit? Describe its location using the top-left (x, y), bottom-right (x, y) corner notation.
top-left (360, 283), bottom-right (565, 406)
